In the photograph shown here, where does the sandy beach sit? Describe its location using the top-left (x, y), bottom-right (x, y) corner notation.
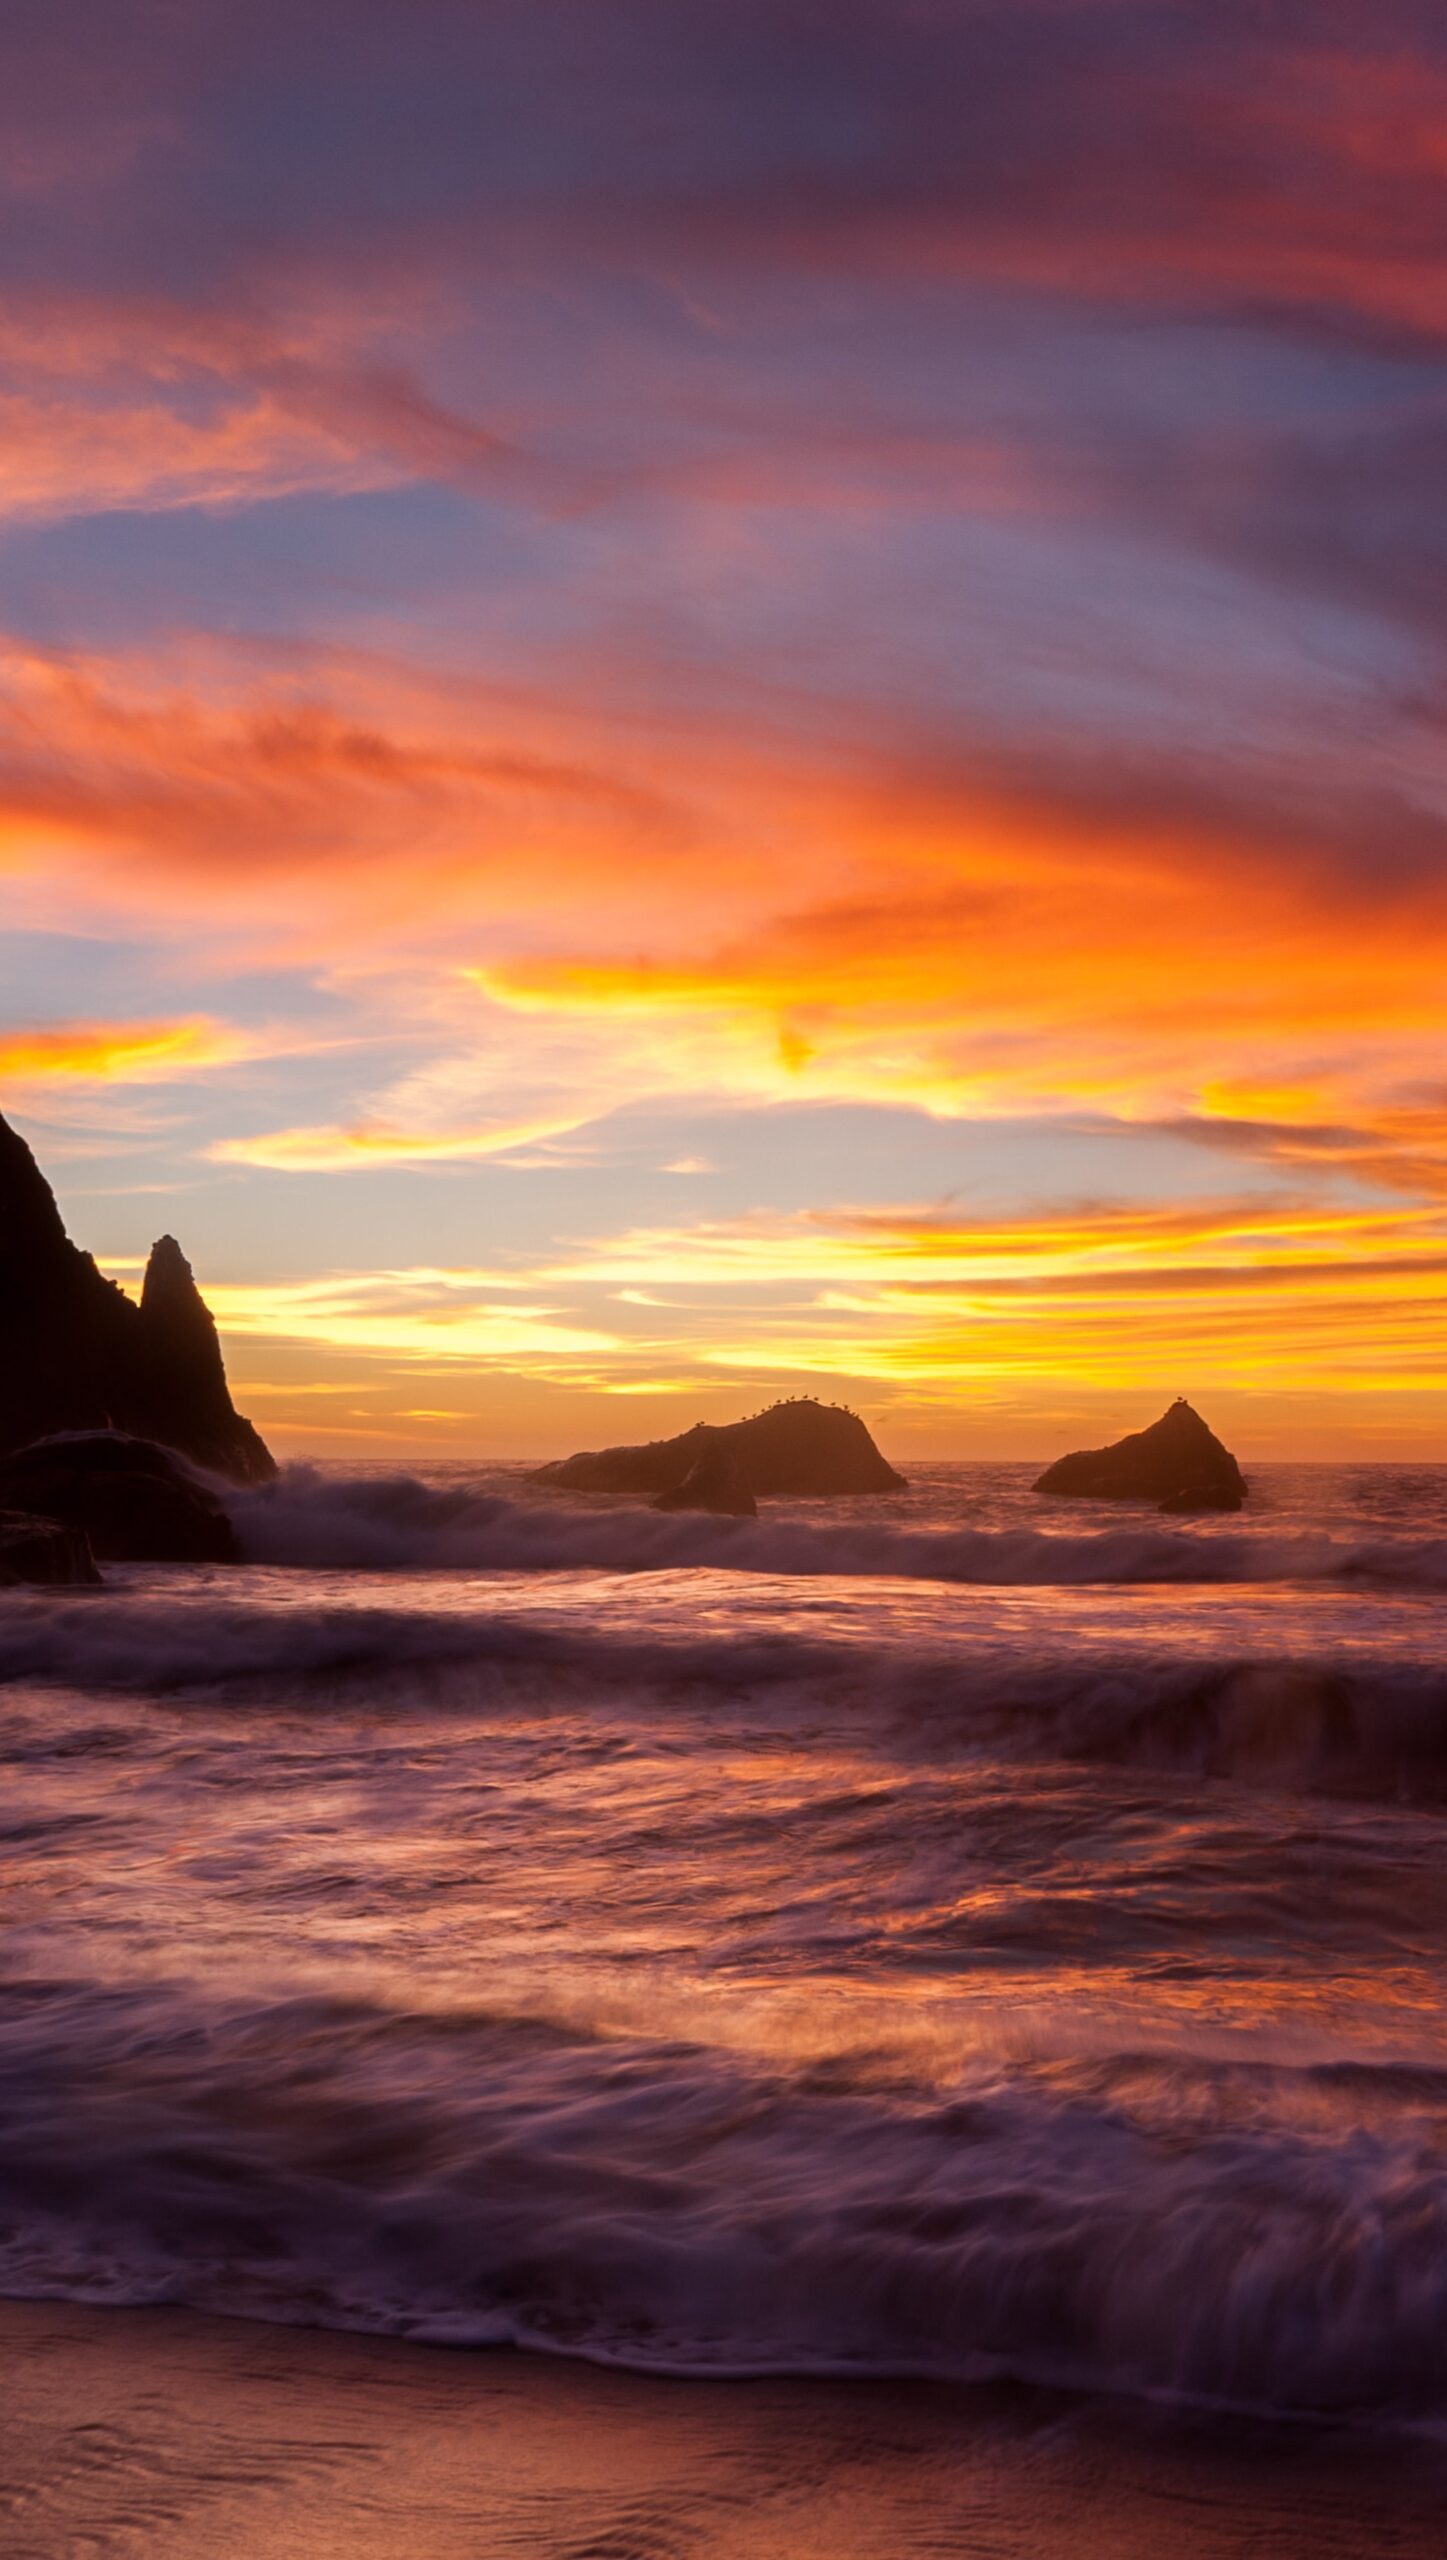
top-left (2, 2300), bottom-right (1443, 2560)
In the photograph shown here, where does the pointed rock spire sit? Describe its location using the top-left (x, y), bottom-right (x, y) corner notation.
top-left (0, 1110), bottom-right (275, 1483)
top-left (140, 1232), bottom-right (203, 1320)
top-left (137, 1232), bottom-right (275, 1481)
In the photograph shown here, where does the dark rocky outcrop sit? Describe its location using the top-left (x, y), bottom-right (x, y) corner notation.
top-left (650, 1436), bottom-right (758, 1517)
top-left (0, 1111), bottom-right (273, 1484)
top-left (0, 1434), bottom-right (239, 1564)
top-left (1033, 1398), bottom-right (1246, 1511)
top-left (533, 1397), bottom-right (905, 1500)
top-left (0, 1508), bottom-right (102, 1585)
top-left (135, 1234), bottom-right (274, 1481)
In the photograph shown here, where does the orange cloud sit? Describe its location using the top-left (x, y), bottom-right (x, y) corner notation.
top-left (0, 389), bottom-right (401, 523)
top-left (0, 1015), bottom-right (251, 1084)
top-left (478, 766), bottom-right (1447, 1181)
top-left (0, 288), bottom-right (557, 526)
top-left (5, 634), bottom-right (1446, 1208)
top-left (0, 639), bottom-right (733, 963)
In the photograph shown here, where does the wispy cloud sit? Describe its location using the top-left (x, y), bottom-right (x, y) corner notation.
top-left (0, 1015), bottom-right (247, 1084)
top-left (209, 1110), bottom-right (599, 1172)
top-left (207, 1268), bottom-right (617, 1364)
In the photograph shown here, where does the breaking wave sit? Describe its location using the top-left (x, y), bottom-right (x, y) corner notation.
top-left (4, 1585), bottom-right (1447, 1800)
top-left (229, 1463), bottom-right (1447, 1591)
top-left (1, 1975), bottom-right (1445, 2422)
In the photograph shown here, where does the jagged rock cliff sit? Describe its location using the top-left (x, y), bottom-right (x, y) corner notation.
top-left (0, 1111), bottom-right (274, 1484)
top-left (532, 1397), bottom-right (906, 1498)
top-left (1033, 1397), bottom-right (1245, 1510)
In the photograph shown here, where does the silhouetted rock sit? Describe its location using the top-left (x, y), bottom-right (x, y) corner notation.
top-left (533, 1397), bottom-right (905, 1499)
top-left (0, 1509), bottom-right (102, 1585)
top-left (0, 1112), bottom-right (274, 1484)
top-left (650, 1436), bottom-right (758, 1517)
top-left (0, 1434), bottom-right (239, 1563)
top-left (136, 1234), bottom-right (274, 1481)
top-left (1033, 1398), bottom-right (1246, 1510)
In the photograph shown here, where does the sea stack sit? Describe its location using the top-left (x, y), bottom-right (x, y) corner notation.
top-left (0, 1109), bottom-right (275, 1484)
top-left (533, 1396), bottom-right (905, 1499)
top-left (1033, 1397), bottom-right (1245, 1511)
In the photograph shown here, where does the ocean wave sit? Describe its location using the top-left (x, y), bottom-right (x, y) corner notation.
top-left (4, 1588), bottom-right (1447, 1801)
top-left (230, 1464), bottom-right (1447, 1591)
top-left (1, 1975), bottom-right (1445, 2421)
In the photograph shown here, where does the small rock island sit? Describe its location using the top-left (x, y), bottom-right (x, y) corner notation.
top-left (531, 1396), bottom-right (906, 1506)
top-left (1033, 1397), bottom-right (1246, 1512)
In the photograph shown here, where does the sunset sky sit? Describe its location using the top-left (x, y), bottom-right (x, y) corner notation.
top-left (5, 0), bottom-right (1447, 1460)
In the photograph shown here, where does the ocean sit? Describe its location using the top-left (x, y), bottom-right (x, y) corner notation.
top-left (4, 1458), bottom-right (1447, 2457)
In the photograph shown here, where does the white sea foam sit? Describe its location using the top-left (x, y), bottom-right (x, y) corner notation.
top-left (1, 1977), bottom-right (1445, 2418)
top-left (229, 1462), bottom-right (1447, 1590)
top-left (3, 1578), bottom-right (1446, 1799)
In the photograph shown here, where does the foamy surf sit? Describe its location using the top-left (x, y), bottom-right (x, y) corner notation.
top-left (5, 1456), bottom-right (1447, 2441)
top-left (229, 1461), bottom-right (1447, 1591)
top-left (4, 1570), bottom-right (1447, 1799)
top-left (2, 1977), bottom-right (1446, 2422)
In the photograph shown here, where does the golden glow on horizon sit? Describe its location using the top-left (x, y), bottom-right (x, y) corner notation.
top-left (130, 1175), bottom-right (1447, 1456)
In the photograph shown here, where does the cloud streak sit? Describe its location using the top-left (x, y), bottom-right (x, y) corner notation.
top-left (0, 1015), bottom-right (248, 1085)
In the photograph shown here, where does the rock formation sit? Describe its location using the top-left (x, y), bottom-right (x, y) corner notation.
top-left (533, 1397), bottom-right (905, 1499)
top-left (1033, 1397), bottom-right (1246, 1511)
top-left (0, 1434), bottom-right (239, 1564)
top-left (650, 1436), bottom-right (758, 1517)
top-left (0, 1111), bottom-right (274, 1484)
top-left (0, 1509), bottom-right (102, 1585)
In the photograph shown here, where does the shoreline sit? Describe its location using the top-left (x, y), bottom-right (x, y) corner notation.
top-left (2, 2297), bottom-right (1443, 2560)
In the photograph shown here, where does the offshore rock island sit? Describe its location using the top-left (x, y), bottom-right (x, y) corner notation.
top-left (532, 1398), bottom-right (907, 1501)
top-left (1034, 1397), bottom-right (1246, 1511)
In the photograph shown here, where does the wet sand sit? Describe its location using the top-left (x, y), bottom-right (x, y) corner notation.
top-left (1, 2300), bottom-right (1443, 2560)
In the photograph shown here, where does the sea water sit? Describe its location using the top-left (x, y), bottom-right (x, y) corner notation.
top-left (2, 1459), bottom-right (1447, 2421)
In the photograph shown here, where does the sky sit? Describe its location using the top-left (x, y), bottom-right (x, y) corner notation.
top-left (4, 0), bottom-right (1447, 1463)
